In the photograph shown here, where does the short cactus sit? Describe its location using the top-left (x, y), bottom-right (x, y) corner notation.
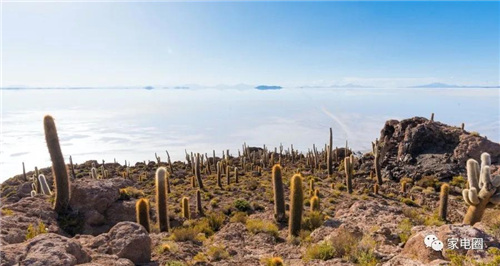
top-left (226, 166), bottom-right (231, 185)
top-left (91, 167), bottom-right (98, 179)
top-left (181, 196), bottom-right (190, 219)
top-left (44, 115), bottom-right (70, 214)
top-left (372, 138), bottom-right (386, 185)
top-left (234, 167), bottom-right (239, 183)
top-left (373, 183), bottom-right (379, 194)
top-left (310, 195), bottom-right (320, 212)
top-left (216, 161), bottom-right (222, 188)
top-left (289, 173), bottom-right (304, 237)
top-left (38, 174), bottom-right (52, 195)
top-left (327, 128), bottom-right (333, 176)
top-left (309, 179), bottom-right (314, 196)
top-left (195, 153), bottom-right (204, 189)
top-left (272, 164), bottom-right (286, 223)
top-left (155, 167), bottom-right (169, 232)
top-left (196, 189), bottom-right (204, 216)
top-left (462, 153), bottom-right (500, 225)
top-left (136, 198), bottom-right (151, 233)
top-left (439, 183), bottom-right (449, 221)
top-left (401, 180), bottom-right (407, 193)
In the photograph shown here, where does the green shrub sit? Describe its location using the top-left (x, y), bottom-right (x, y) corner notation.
top-left (400, 197), bottom-right (418, 207)
top-left (230, 211), bottom-right (248, 224)
top-left (119, 187), bottom-right (144, 200)
top-left (205, 212), bottom-right (225, 232)
top-left (302, 211), bottom-right (324, 231)
top-left (207, 245), bottom-right (230, 261)
top-left (165, 261), bottom-right (185, 266)
top-left (450, 176), bottom-right (466, 189)
top-left (170, 227), bottom-right (200, 242)
top-left (246, 219), bottom-right (279, 238)
top-left (398, 218), bottom-right (413, 243)
top-left (26, 221), bottom-right (48, 240)
top-left (260, 257), bottom-right (284, 266)
top-left (234, 199), bottom-right (251, 212)
top-left (304, 241), bottom-right (335, 261)
top-left (417, 176), bottom-right (440, 190)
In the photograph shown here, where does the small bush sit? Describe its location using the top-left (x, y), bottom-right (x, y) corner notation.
top-left (400, 197), bottom-right (418, 207)
top-left (205, 212), bottom-right (225, 232)
top-left (26, 221), bottom-right (48, 240)
top-left (304, 241), bottom-right (335, 261)
top-left (156, 241), bottom-right (178, 254)
top-left (336, 183), bottom-right (347, 191)
top-left (1, 208), bottom-right (13, 216)
top-left (246, 219), bottom-right (279, 238)
top-left (252, 201), bottom-right (265, 211)
top-left (398, 218), bottom-right (412, 243)
top-left (302, 211), bottom-right (324, 231)
top-left (165, 261), bottom-right (185, 266)
top-left (260, 256), bottom-right (284, 266)
top-left (417, 176), bottom-right (440, 190)
top-left (170, 227), bottom-right (200, 242)
top-left (450, 176), bottom-right (466, 189)
top-left (207, 245), bottom-right (230, 261)
top-left (230, 211), bottom-right (248, 224)
top-left (119, 187), bottom-right (144, 200)
top-left (210, 198), bottom-right (219, 207)
top-left (234, 199), bottom-right (251, 212)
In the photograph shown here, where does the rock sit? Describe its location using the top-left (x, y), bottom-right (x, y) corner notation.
top-left (0, 196), bottom-right (63, 244)
top-left (0, 233), bottom-right (91, 266)
top-left (402, 224), bottom-right (499, 263)
top-left (368, 117), bottom-right (500, 181)
top-left (87, 222), bottom-right (151, 264)
top-left (79, 254), bottom-right (134, 266)
top-left (69, 178), bottom-right (134, 235)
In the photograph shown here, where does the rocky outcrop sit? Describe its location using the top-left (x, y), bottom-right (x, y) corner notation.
top-left (372, 117), bottom-right (500, 181)
top-left (0, 196), bottom-right (63, 245)
top-left (69, 178), bottom-right (134, 235)
top-left (0, 233), bottom-right (91, 266)
top-left (80, 222), bottom-right (151, 264)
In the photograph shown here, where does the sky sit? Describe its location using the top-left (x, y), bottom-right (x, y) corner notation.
top-left (3, 1), bottom-right (500, 88)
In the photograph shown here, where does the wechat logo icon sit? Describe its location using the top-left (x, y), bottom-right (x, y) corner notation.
top-left (424, 234), bottom-right (443, 251)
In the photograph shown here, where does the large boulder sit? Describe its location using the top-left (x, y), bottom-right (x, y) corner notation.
top-left (0, 233), bottom-right (91, 266)
top-left (85, 222), bottom-right (151, 264)
top-left (372, 117), bottom-right (500, 181)
top-left (69, 178), bottom-right (134, 235)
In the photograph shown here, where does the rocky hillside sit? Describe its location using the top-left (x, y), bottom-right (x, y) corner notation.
top-left (1, 116), bottom-right (500, 266)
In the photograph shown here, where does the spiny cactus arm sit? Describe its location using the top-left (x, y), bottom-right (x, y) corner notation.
top-left (481, 152), bottom-right (491, 168)
top-left (38, 174), bottom-right (52, 195)
top-left (468, 188), bottom-right (480, 205)
top-left (478, 166), bottom-right (495, 199)
top-left (462, 189), bottom-right (473, 206)
top-left (467, 159), bottom-right (480, 190)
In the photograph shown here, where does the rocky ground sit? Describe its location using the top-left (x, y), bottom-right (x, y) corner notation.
top-left (1, 116), bottom-right (500, 266)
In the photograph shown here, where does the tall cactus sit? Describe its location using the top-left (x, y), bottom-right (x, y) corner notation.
top-left (44, 115), bottom-right (70, 214)
top-left (289, 174), bottom-right (304, 237)
top-left (272, 164), bottom-right (286, 222)
top-left (226, 166), bottom-right (231, 185)
top-left (439, 183), bottom-right (449, 221)
top-left (234, 167), bottom-right (239, 183)
top-left (344, 156), bottom-right (353, 194)
top-left (327, 128), bottom-right (333, 176)
top-left (69, 155), bottom-right (76, 179)
top-left (196, 189), bottom-right (204, 216)
top-left (309, 179), bottom-right (315, 196)
top-left (38, 174), bottom-right (52, 195)
top-left (22, 162), bottom-right (27, 181)
top-left (195, 153), bottom-right (204, 189)
top-left (181, 196), bottom-right (190, 219)
top-left (136, 198), bottom-right (151, 233)
top-left (91, 167), bottom-right (98, 179)
top-left (372, 138), bottom-right (386, 185)
top-left (155, 167), bottom-right (169, 232)
top-left (462, 153), bottom-right (500, 225)
top-left (216, 161), bottom-right (222, 188)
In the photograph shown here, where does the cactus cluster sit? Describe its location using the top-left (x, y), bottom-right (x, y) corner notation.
top-left (462, 153), bottom-right (500, 225)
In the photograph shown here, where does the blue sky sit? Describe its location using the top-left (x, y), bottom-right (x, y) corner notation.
top-left (3, 1), bottom-right (499, 87)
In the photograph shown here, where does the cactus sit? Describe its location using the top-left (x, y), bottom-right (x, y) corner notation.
top-left (289, 173), bottom-right (304, 237)
top-left (344, 156), bottom-right (353, 194)
top-left (272, 164), bottom-right (286, 223)
top-left (373, 183), bottom-right (379, 194)
top-left (69, 156), bottom-right (76, 179)
top-left (327, 128), bottom-right (333, 176)
top-left (136, 198), bottom-right (151, 233)
top-left (22, 162), bottom-right (27, 181)
top-left (430, 112), bottom-right (434, 122)
top-left (155, 167), bottom-right (169, 232)
top-left (155, 152), bottom-right (161, 165)
top-left (195, 153), bottom-right (204, 189)
top-left (181, 196), bottom-right (190, 219)
top-left (196, 189), bottom-right (204, 216)
top-left (439, 183), bottom-right (449, 221)
top-left (226, 166), bottom-right (231, 185)
top-left (461, 123), bottom-right (465, 131)
top-left (462, 153), bottom-right (500, 225)
top-left (401, 180), bottom-right (407, 193)
top-left (44, 115), bottom-right (70, 214)
top-left (38, 174), bottom-right (52, 195)
top-left (314, 188), bottom-right (320, 197)
top-left (217, 162), bottom-right (222, 188)
top-left (91, 167), bottom-right (98, 179)
top-left (310, 195), bottom-right (320, 212)
top-left (191, 175), bottom-right (196, 188)
top-left (234, 167), bottom-right (239, 183)
top-left (371, 138), bottom-right (386, 185)
top-left (34, 167), bottom-right (41, 193)
top-left (309, 179), bottom-right (314, 196)
top-left (30, 190), bottom-right (37, 197)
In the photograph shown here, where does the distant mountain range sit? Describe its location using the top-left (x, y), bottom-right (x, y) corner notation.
top-left (299, 83), bottom-right (370, 89)
top-left (255, 85), bottom-right (282, 90)
top-left (408, 82), bottom-right (500, 88)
